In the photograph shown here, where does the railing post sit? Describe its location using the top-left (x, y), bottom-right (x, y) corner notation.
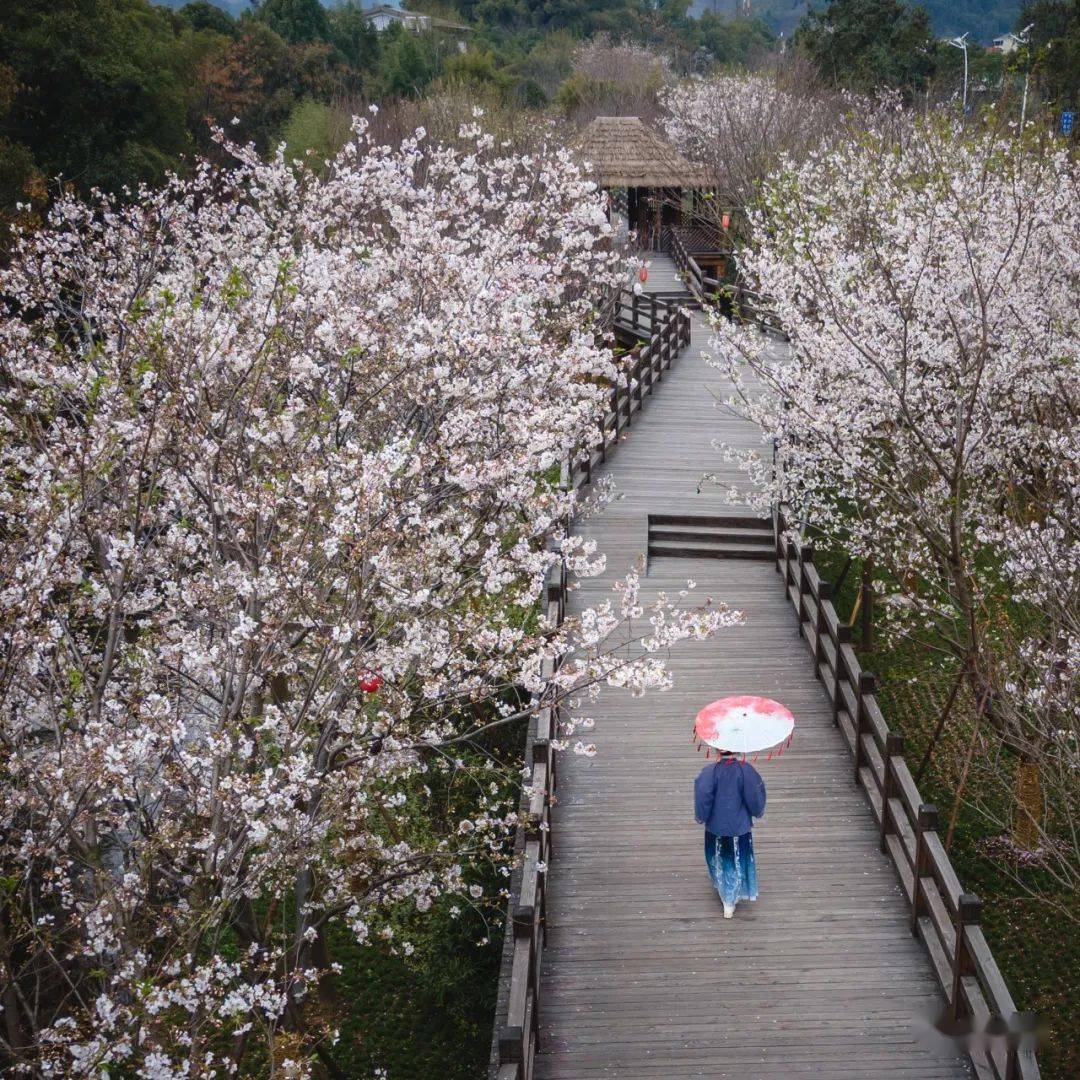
top-left (852, 671), bottom-right (875, 785)
top-left (814, 579), bottom-right (831, 675)
top-left (796, 542), bottom-right (813, 637)
top-left (911, 803), bottom-right (938, 936)
top-left (498, 1023), bottom-right (523, 1068)
top-left (784, 533), bottom-right (796, 599)
top-left (949, 893), bottom-right (982, 1022)
top-left (772, 504), bottom-right (783, 572)
top-left (833, 620), bottom-right (850, 725)
top-left (879, 732), bottom-right (902, 852)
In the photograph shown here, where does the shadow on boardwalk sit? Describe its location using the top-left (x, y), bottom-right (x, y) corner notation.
top-left (533, 255), bottom-right (973, 1079)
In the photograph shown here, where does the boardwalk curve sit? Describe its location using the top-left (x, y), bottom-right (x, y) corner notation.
top-left (532, 255), bottom-right (974, 1079)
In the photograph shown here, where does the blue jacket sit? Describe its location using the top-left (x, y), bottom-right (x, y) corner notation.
top-left (694, 760), bottom-right (766, 837)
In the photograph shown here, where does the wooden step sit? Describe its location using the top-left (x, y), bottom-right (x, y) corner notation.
top-left (649, 525), bottom-right (773, 546)
top-left (648, 513), bottom-right (771, 531)
top-left (648, 539), bottom-right (775, 561)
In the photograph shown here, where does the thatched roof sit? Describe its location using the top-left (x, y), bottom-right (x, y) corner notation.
top-left (574, 116), bottom-right (709, 190)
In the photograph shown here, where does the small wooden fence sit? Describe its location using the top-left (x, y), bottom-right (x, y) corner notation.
top-left (568, 289), bottom-right (691, 488)
top-left (774, 504), bottom-right (1040, 1080)
top-left (488, 291), bottom-right (691, 1080)
top-left (666, 226), bottom-right (784, 337)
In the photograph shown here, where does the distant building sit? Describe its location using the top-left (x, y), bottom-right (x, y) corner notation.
top-left (362, 4), bottom-right (430, 31)
top-left (573, 116), bottom-right (712, 252)
top-left (361, 5), bottom-right (470, 38)
top-left (989, 33), bottom-right (1023, 55)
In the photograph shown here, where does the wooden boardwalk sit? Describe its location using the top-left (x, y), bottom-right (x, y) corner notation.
top-left (533, 255), bottom-right (973, 1079)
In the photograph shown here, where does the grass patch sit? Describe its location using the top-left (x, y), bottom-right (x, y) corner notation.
top-left (327, 895), bottom-right (502, 1079)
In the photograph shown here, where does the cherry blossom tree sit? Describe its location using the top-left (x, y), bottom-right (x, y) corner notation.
top-left (0, 121), bottom-right (735, 1076)
top-left (970, 422), bottom-right (1079, 912)
top-left (656, 64), bottom-right (851, 240)
top-left (660, 63), bottom-right (874, 242)
top-left (710, 119), bottom-right (1078, 861)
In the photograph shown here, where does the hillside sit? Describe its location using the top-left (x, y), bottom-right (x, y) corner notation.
top-left (751, 0), bottom-right (1022, 39)
top-left (160, 0), bottom-right (1024, 44)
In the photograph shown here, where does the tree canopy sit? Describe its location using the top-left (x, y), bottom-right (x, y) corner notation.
top-left (1020, 0), bottom-right (1080, 108)
top-left (797, 0), bottom-right (937, 89)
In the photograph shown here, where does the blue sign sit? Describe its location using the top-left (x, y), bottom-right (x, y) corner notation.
top-left (1063, 111), bottom-right (1076, 135)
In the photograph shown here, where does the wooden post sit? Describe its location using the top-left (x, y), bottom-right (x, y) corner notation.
top-left (879, 732), bottom-right (903, 852)
top-left (498, 1023), bottom-right (523, 1066)
top-left (949, 893), bottom-right (982, 1021)
top-left (853, 671), bottom-right (876, 785)
top-left (773, 505), bottom-right (783, 572)
top-left (833, 620), bottom-right (850, 726)
top-left (911, 803), bottom-right (938, 936)
top-left (797, 543), bottom-right (814, 637)
top-left (814, 579), bottom-right (831, 676)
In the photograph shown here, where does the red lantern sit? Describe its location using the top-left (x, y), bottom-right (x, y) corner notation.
top-left (721, 213), bottom-right (731, 231)
top-left (359, 672), bottom-right (383, 694)
top-left (638, 265), bottom-right (648, 283)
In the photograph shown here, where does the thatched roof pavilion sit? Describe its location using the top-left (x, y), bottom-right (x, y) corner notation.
top-left (574, 115), bottom-right (708, 190)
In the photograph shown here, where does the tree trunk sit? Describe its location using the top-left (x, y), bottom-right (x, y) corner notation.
top-left (859, 558), bottom-right (874, 652)
top-left (1012, 759), bottom-right (1043, 851)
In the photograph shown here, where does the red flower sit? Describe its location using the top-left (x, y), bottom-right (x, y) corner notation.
top-left (359, 672), bottom-right (383, 694)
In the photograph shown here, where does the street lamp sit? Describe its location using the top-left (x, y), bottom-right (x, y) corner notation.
top-left (948, 32), bottom-right (970, 114)
top-left (1017, 22), bottom-right (1034, 129)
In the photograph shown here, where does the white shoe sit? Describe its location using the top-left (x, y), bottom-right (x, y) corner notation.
top-left (723, 904), bottom-right (734, 919)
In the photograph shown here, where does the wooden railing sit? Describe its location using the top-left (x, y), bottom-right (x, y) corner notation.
top-left (565, 288), bottom-right (691, 488)
top-left (774, 503), bottom-right (1040, 1080)
top-left (666, 226), bottom-right (785, 339)
top-left (666, 224), bottom-right (716, 302)
top-left (489, 291), bottom-right (691, 1080)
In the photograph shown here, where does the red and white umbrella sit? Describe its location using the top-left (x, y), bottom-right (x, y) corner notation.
top-left (692, 695), bottom-right (795, 763)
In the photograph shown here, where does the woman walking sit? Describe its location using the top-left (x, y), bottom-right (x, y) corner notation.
top-left (694, 752), bottom-right (766, 918)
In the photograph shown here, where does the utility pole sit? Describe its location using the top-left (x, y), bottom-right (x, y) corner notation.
top-left (949, 33), bottom-right (970, 115)
top-left (1017, 23), bottom-right (1034, 129)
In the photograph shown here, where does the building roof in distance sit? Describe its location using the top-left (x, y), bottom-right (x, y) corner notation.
top-left (574, 115), bottom-right (709, 189)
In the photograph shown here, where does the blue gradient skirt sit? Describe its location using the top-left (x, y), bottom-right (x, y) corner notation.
top-left (704, 830), bottom-right (758, 907)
